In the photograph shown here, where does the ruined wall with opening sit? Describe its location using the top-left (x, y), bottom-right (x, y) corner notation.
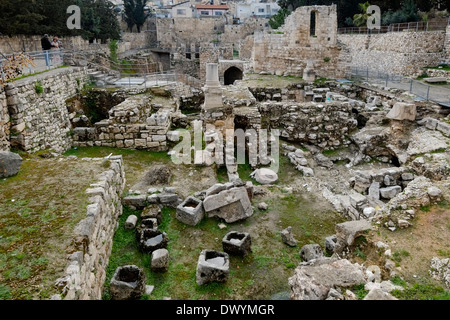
top-left (57, 156), bottom-right (125, 300)
top-left (338, 30), bottom-right (447, 76)
top-left (5, 67), bottom-right (87, 153)
top-left (0, 87), bottom-right (9, 151)
top-left (72, 95), bottom-right (172, 151)
top-left (252, 5), bottom-right (349, 79)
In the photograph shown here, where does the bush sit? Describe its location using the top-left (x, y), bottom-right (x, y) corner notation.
top-left (269, 8), bottom-right (291, 30)
top-left (34, 81), bottom-right (44, 94)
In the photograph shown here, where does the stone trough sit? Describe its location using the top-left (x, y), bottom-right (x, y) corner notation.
top-left (176, 196), bottom-right (204, 226)
top-left (196, 250), bottom-right (230, 286)
top-left (139, 229), bottom-right (169, 254)
top-left (109, 265), bottom-right (146, 300)
top-left (222, 231), bottom-right (252, 256)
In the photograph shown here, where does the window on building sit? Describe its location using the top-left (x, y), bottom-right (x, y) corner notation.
top-left (214, 11), bottom-right (223, 16)
top-left (258, 8), bottom-right (264, 13)
top-left (310, 11), bottom-right (317, 37)
top-left (177, 9), bottom-right (186, 15)
top-left (200, 11), bottom-right (209, 15)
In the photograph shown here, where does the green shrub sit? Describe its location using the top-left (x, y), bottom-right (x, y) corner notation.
top-left (35, 81), bottom-right (44, 94)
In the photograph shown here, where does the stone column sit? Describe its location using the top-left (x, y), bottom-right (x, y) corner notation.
top-left (203, 63), bottom-right (223, 110)
top-left (303, 59), bottom-right (316, 82)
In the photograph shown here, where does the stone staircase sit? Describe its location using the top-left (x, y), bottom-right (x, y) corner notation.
top-left (87, 68), bottom-right (121, 87)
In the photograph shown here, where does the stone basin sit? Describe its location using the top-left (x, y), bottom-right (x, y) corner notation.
top-left (139, 229), bottom-right (169, 254)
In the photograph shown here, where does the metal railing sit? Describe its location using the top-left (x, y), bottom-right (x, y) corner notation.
top-left (338, 19), bottom-right (450, 34)
top-left (100, 70), bottom-right (203, 89)
top-left (346, 66), bottom-right (450, 106)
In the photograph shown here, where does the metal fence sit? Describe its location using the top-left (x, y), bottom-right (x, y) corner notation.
top-left (346, 66), bottom-right (450, 106)
top-left (338, 19), bottom-right (450, 34)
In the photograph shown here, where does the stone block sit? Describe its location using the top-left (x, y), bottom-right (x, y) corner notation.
top-left (110, 265), bottom-right (146, 300)
top-left (0, 151), bottom-right (22, 178)
top-left (203, 187), bottom-right (253, 223)
top-left (222, 231), bottom-right (252, 256)
top-left (151, 249), bottom-right (169, 272)
top-left (176, 196), bottom-right (204, 226)
top-left (380, 186), bottom-right (402, 199)
top-left (299, 244), bottom-right (324, 262)
top-left (196, 250), bottom-right (230, 286)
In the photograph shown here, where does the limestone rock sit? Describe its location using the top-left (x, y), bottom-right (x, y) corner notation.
top-left (151, 249), bottom-right (169, 272)
top-left (363, 288), bottom-right (398, 300)
top-left (203, 187), bottom-right (253, 223)
top-left (250, 168), bottom-right (278, 185)
top-left (334, 220), bottom-right (373, 254)
top-left (289, 258), bottom-right (366, 300)
top-left (299, 244), bottom-right (324, 262)
top-left (281, 226), bottom-right (298, 247)
top-left (0, 151), bottom-right (23, 178)
top-left (429, 257), bottom-right (450, 288)
top-left (325, 235), bottom-right (337, 254)
top-left (386, 102), bottom-right (416, 121)
top-left (380, 186), bottom-right (402, 199)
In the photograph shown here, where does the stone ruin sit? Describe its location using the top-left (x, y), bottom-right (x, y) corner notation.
top-left (109, 265), bottom-right (146, 300)
top-left (222, 231), bottom-right (252, 257)
top-left (196, 250), bottom-right (230, 286)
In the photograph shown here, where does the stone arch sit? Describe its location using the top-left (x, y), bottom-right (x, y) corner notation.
top-left (224, 66), bottom-right (243, 85)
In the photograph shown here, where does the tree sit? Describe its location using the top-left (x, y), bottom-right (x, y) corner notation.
top-left (134, 0), bottom-right (150, 33)
top-left (353, 2), bottom-right (372, 27)
top-left (269, 8), bottom-right (291, 29)
top-left (124, 0), bottom-right (136, 32)
top-left (0, 0), bottom-right (120, 42)
top-left (123, 0), bottom-right (150, 33)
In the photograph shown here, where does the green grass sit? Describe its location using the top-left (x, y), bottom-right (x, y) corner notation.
top-left (0, 285), bottom-right (11, 300)
top-left (0, 155), bottom-right (105, 299)
top-left (392, 249), bottom-right (410, 263)
top-left (34, 80), bottom-right (44, 94)
top-left (392, 281), bottom-right (450, 300)
top-left (391, 275), bottom-right (407, 288)
top-left (352, 284), bottom-right (369, 300)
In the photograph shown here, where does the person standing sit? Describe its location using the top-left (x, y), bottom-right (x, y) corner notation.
top-left (41, 34), bottom-right (52, 67)
top-left (50, 36), bottom-right (62, 65)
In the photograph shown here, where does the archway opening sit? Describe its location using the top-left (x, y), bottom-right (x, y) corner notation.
top-left (224, 66), bottom-right (243, 85)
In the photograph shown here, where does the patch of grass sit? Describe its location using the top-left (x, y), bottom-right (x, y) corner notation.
top-left (352, 284), bottom-right (369, 300)
top-left (392, 249), bottom-right (410, 263)
top-left (0, 285), bottom-right (11, 300)
top-left (391, 276), bottom-right (407, 288)
top-left (35, 80), bottom-right (44, 94)
top-left (392, 281), bottom-right (450, 300)
top-left (355, 248), bottom-right (367, 260)
top-left (420, 205), bottom-right (431, 212)
top-left (438, 249), bottom-right (450, 258)
top-left (416, 72), bottom-right (429, 80)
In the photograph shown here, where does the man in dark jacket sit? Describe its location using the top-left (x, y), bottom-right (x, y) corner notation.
top-left (41, 34), bottom-right (52, 67)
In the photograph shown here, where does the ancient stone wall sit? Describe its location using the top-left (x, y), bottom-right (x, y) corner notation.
top-left (252, 5), bottom-right (349, 79)
top-left (5, 67), bottom-right (87, 154)
top-left (0, 87), bottom-right (9, 151)
top-left (73, 96), bottom-right (171, 151)
top-left (121, 32), bottom-right (152, 50)
top-left (0, 35), bottom-right (93, 54)
top-left (258, 101), bottom-right (359, 149)
top-left (58, 156), bottom-right (125, 300)
top-left (157, 17), bottom-right (227, 51)
top-left (338, 31), bottom-right (446, 75)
